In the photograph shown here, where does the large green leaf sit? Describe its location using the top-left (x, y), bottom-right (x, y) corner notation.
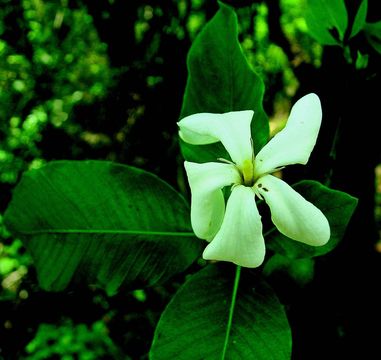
top-left (305, 0), bottom-right (348, 45)
top-left (266, 180), bottom-right (358, 259)
top-left (4, 161), bottom-right (202, 294)
top-left (180, 2), bottom-right (269, 163)
top-left (150, 264), bottom-right (291, 360)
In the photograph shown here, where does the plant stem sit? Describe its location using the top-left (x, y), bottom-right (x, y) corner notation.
top-left (221, 265), bottom-right (241, 360)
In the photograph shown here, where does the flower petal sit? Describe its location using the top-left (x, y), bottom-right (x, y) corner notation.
top-left (256, 175), bottom-right (330, 246)
top-left (254, 93), bottom-right (322, 176)
top-left (203, 185), bottom-right (265, 268)
top-left (184, 161), bottom-right (241, 240)
top-left (178, 111), bottom-right (254, 169)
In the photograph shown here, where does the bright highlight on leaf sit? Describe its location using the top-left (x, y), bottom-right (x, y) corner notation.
top-left (178, 93), bottom-right (330, 268)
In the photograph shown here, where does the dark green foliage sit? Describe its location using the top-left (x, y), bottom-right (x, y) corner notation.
top-left (364, 20), bottom-right (381, 54)
top-left (25, 320), bottom-right (123, 360)
top-left (0, 0), bottom-right (113, 184)
top-left (150, 264), bottom-right (291, 360)
top-left (4, 161), bottom-right (202, 294)
top-left (180, 2), bottom-right (269, 163)
top-left (305, 0), bottom-right (348, 45)
top-left (1, 0), bottom-right (379, 358)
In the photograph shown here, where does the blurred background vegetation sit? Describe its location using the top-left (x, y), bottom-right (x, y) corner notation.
top-left (1, 0), bottom-right (380, 359)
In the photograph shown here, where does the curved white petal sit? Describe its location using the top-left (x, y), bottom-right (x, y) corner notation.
top-left (256, 175), bottom-right (330, 246)
top-left (203, 185), bottom-right (265, 268)
top-left (254, 93), bottom-right (322, 177)
top-left (178, 111), bottom-right (254, 169)
top-left (184, 161), bottom-right (241, 240)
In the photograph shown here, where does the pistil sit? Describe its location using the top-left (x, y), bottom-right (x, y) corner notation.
top-left (241, 159), bottom-right (254, 187)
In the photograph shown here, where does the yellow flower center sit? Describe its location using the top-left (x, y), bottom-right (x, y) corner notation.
top-left (241, 159), bottom-right (254, 187)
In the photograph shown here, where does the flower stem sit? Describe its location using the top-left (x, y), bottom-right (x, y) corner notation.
top-left (221, 265), bottom-right (241, 360)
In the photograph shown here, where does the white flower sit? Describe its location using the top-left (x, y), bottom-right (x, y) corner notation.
top-left (178, 93), bottom-right (330, 268)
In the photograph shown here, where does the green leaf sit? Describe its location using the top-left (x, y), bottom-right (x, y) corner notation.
top-left (350, 0), bottom-right (368, 39)
top-left (180, 2), bottom-right (269, 163)
top-left (150, 264), bottom-right (291, 360)
top-left (4, 161), bottom-right (202, 295)
top-left (364, 21), bottom-right (381, 55)
top-left (305, 0), bottom-right (348, 45)
top-left (266, 180), bottom-right (358, 259)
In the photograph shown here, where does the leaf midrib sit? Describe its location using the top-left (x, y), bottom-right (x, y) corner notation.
top-left (221, 265), bottom-right (241, 360)
top-left (15, 229), bottom-right (195, 237)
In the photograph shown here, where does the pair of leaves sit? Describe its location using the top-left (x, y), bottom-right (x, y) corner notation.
top-left (305, 0), bottom-right (368, 45)
top-left (306, 0), bottom-right (381, 62)
top-left (3, 168), bottom-right (293, 358)
top-left (4, 160), bottom-right (292, 359)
